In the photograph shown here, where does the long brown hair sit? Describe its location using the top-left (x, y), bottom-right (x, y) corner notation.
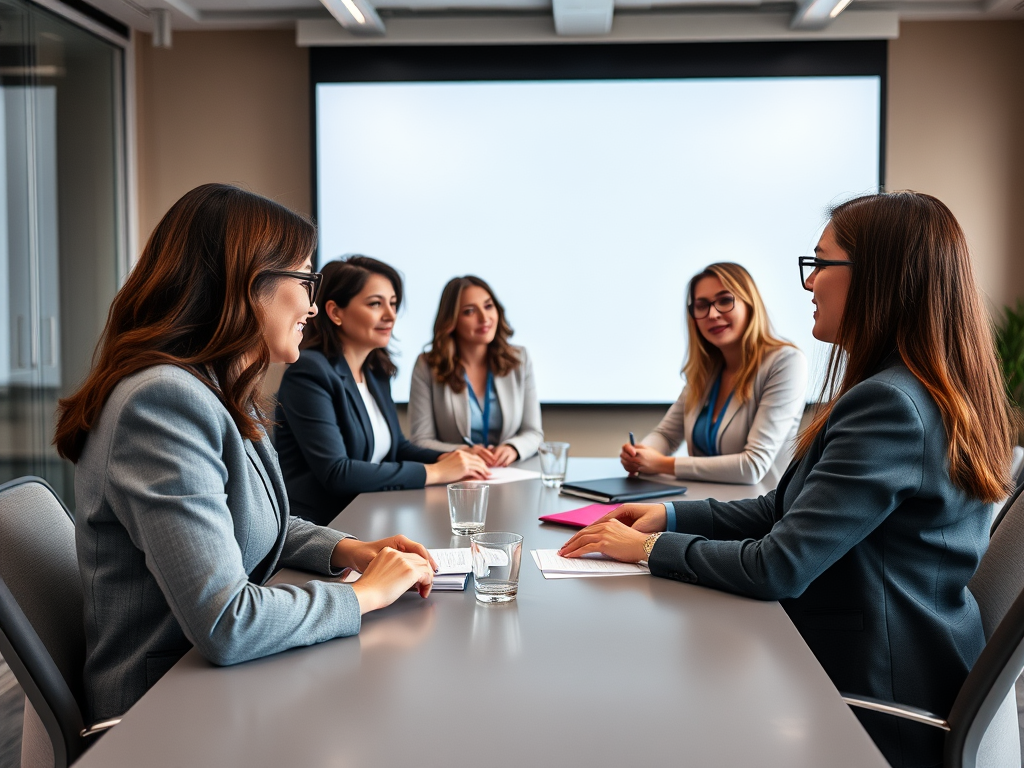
top-left (425, 276), bottom-right (520, 393)
top-left (682, 263), bottom-right (794, 412)
top-left (300, 255), bottom-right (402, 378)
top-left (795, 191), bottom-right (1014, 502)
top-left (55, 183), bottom-right (316, 462)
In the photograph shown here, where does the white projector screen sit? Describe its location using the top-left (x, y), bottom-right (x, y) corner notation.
top-left (316, 75), bottom-right (880, 404)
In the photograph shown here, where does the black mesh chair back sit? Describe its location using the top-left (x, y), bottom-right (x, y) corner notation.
top-left (0, 477), bottom-right (87, 768)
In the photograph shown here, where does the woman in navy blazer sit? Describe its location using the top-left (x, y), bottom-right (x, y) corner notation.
top-left (275, 256), bottom-right (488, 525)
top-left (560, 192), bottom-right (1016, 768)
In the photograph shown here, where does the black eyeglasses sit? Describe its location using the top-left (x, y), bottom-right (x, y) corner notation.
top-left (265, 270), bottom-right (323, 306)
top-left (798, 256), bottom-right (854, 292)
top-left (688, 295), bottom-right (736, 319)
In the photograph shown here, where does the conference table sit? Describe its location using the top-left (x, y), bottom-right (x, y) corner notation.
top-left (74, 457), bottom-right (888, 768)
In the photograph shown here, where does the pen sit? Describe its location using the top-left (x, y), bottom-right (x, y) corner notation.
top-left (462, 436), bottom-right (475, 448)
top-left (629, 432), bottom-right (635, 447)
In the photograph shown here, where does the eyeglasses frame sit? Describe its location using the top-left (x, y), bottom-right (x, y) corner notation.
top-left (798, 256), bottom-right (854, 292)
top-left (264, 269), bottom-right (323, 307)
top-left (688, 295), bottom-right (737, 320)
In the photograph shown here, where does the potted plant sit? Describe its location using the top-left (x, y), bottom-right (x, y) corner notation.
top-left (995, 299), bottom-right (1024, 444)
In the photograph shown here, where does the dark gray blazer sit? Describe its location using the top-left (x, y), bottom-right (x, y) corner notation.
top-left (649, 361), bottom-right (989, 768)
top-left (75, 365), bottom-right (362, 722)
top-left (274, 350), bottom-right (442, 525)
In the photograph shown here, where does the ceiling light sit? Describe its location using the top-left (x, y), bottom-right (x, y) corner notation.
top-left (319, 0), bottom-right (386, 35)
top-left (791, 0), bottom-right (853, 28)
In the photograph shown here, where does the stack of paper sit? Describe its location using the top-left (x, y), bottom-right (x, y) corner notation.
top-left (428, 548), bottom-right (473, 591)
top-left (341, 548), bottom-right (472, 591)
top-left (531, 549), bottom-right (650, 579)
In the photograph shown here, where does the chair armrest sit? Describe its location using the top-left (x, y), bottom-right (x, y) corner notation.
top-left (841, 693), bottom-right (950, 731)
top-left (80, 718), bottom-right (121, 739)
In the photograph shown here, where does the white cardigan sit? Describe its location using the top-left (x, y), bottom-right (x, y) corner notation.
top-left (641, 345), bottom-right (808, 486)
top-left (408, 346), bottom-right (544, 460)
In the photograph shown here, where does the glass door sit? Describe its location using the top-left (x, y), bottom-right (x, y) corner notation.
top-left (0, 0), bottom-right (125, 508)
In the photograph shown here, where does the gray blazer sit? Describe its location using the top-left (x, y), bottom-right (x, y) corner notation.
top-left (408, 347), bottom-right (544, 460)
top-left (75, 365), bottom-right (362, 722)
top-left (641, 345), bottom-right (807, 486)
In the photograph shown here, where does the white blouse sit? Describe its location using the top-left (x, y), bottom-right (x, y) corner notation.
top-left (356, 380), bottom-right (392, 464)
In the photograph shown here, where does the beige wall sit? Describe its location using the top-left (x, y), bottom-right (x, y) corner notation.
top-left (135, 31), bottom-right (311, 240)
top-left (887, 21), bottom-right (1024, 310)
top-left (136, 22), bottom-right (1024, 455)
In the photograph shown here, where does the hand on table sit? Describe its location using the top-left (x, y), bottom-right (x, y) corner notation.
top-left (350, 548), bottom-right (436, 614)
top-left (465, 443), bottom-right (497, 465)
top-left (557, 503), bottom-right (668, 563)
top-left (620, 443), bottom-right (674, 477)
top-left (332, 534), bottom-right (438, 573)
top-left (557, 519), bottom-right (650, 564)
top-left (488, 444), bottom-right (519, 467)
top-left (425, 451), bottom-right (491, 485)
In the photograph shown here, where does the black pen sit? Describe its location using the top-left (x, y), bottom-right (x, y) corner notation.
top-left (629, 432), bottom-right (635, 447)
top-left (462, 436), bottom-right (475, 448)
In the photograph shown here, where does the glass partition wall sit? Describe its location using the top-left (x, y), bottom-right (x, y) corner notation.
top-left (0, 0), bottom-right (125, 509)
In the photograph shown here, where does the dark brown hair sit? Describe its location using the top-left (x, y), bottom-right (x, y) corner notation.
top-left (55, 183), bottom-right (317, 462)
top-left (795, 191), bottom-right (1014, 502)
top-left (424, 275), bottom-right (520, 393)
top-left (300, 255), bottom-right (402, 378)
top-left (682, 262), bottom-right (795, 412)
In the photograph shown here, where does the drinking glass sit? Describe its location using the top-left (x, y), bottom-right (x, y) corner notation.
top-left (470, 532), bottom-right (523, 603)
top-left (538, 441), bottom-right (570, 488)
top-left (448, 482), bottom-right (489, 535)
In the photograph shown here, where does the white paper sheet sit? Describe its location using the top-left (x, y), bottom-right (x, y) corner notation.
top-left (532, 549), bottom-right (649, 577)
top-left (478, 467), bottom-right (541, 484)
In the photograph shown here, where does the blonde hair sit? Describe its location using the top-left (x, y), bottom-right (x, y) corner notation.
top-left (682, 262), bottom-right (794, 412)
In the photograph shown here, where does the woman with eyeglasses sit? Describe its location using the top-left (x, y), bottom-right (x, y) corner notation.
top-left (563, 192), bottom-right (1017, 767)
top-left (274, 256), bottom-right (489, 525)
top-left (56, 185), bottom-right (439, 724)
top-left (620, 262), bottom-right (807, 486)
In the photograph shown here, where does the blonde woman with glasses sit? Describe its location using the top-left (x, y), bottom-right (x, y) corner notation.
top-left (620, 262), bottom-right (807, 486)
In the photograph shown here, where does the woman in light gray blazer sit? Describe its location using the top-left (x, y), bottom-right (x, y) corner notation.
top-left (409, 276), bottom-right (543, 466)
top-left (621, 263), bottom-right (807, 487)
top-left (55, 185), bottom-right (437, 723)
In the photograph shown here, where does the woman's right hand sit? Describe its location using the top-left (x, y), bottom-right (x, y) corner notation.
top-left (425, 451), bottom-right (490, 485)
top-left (350, 547), bottom-right (435, 614)
top-left (620, 443), bottom-right (675, 476)
top-left (465, 443), bottom-right (497, 466)
top-left (595, 503), bottom-right (668, 533)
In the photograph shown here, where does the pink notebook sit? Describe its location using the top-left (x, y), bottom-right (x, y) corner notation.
top-left (538, 503), bottom-right (622, 528)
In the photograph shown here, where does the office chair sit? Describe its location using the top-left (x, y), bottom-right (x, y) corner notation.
top-left (0, 477), bottom-right (119, 768)
top-left (842, 482), bottom-right (1024, 768)
top-left (988, 446), bottom-right (1023, 534)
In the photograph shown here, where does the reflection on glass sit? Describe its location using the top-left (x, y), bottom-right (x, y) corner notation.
top-left (0, 0), bottom-right (124, 508)
top-left (470, 600), bottom-right (522, 658)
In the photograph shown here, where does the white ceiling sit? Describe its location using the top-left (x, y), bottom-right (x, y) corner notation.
top-left (82, 0), bottom-right (1022, 39)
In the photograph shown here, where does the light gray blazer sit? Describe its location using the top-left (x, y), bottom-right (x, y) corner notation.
top-left (641, 345), bottom-right (807, 486)
top-left (75, 365), bottom-right (361, 722)
top-left (408, 346), bottom-right (543, 460)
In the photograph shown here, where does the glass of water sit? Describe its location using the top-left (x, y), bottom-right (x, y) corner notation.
top-left (448, 481), bottom-right (489, 535)
top-left (538, 441), bottom-right (570, 488)
top-left (470, 532), bottom-right (523, 603)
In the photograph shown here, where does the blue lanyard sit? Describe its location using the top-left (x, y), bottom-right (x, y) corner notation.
top-left (466, 369), bottom-right (493, 442)
top-left (703, 373), bottom-right (734, 455)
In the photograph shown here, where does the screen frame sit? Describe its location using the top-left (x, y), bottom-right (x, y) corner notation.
top-left (309, 41), bottom-right (887, 405)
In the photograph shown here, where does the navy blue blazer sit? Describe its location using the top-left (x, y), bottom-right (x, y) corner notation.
top-left (274, 350), bottom-right (442, 525)
top-left (649, 361), bottom-right (989, 768)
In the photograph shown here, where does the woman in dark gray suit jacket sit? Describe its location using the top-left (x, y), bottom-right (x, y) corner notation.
top-left (560, 192), bottom-right (1016, 768)
top-left (275, 257), bottom-right (488, 525)
top-left (56, 185), bottom-right (439, 723)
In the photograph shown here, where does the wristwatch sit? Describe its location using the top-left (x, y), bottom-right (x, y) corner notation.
top-left (642, 532), bottom-right (663, 560)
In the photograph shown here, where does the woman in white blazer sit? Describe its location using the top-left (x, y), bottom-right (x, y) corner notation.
top-left (621, 262), bottom-right (807, 487)
top-left (409, 276), bottom-right (543, 466)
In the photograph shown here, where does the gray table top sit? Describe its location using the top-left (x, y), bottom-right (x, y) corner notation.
top-left (74, 458), bottom-right (887, 768)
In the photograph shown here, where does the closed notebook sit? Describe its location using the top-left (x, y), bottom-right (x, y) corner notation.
top-left (559, 476), bottom-right (684, 504)
top-left (538, 503), bottom-right (621, 528)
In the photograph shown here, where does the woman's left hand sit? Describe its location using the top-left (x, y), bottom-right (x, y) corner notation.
top-left (489, 444), bottom-right (519, 467)
top-left (558, 519), bottom-right (650, 564)
top-left (332, 534), bottom-right (438, 573)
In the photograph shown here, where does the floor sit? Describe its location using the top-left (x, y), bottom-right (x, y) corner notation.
top-left (0, 657), bottom-right (22, 768)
